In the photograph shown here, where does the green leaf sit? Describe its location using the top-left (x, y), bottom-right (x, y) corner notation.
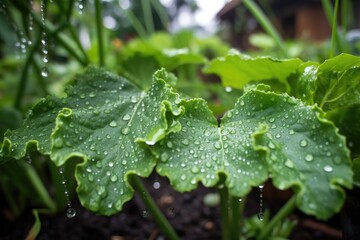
top-left (1, 96), bottom-right (65, 159)
top-left (290, 54), bottom-right (360, 110)
top-left (2, 67), bottom-right (183, 215)
top-left (203, 51), bottom-right (302, 91)
top-left (154, 89), bottom-right (352, 219)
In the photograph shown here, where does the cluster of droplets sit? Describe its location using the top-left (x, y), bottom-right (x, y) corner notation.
top-left (76, 0), bottom-right (84, 14)
top-left (40, 0), bottom-right (49, 78)
top-left (258, 184), bottom-right (264, 221)
top-left (59, 167), bottom-right (76, 218)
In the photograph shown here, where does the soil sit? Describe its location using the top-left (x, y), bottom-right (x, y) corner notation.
top-left (1, 172), bottom-right (344, 240)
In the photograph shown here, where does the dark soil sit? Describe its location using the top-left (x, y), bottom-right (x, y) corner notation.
top-left (1, 172), bottom-right (345, 240)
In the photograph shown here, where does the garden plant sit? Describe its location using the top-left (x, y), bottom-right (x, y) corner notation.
top-left (0, 0), bottom-right (359, 239)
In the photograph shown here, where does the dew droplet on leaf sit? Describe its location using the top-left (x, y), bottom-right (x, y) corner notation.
top-left (109, 120), bottom-right (117, 127)
top-left (305, 154), bottom-right (314, 162)
top-left (323, 165), bottom-right (333, 172)
top-left (300, 139), bottom-right (308, 147)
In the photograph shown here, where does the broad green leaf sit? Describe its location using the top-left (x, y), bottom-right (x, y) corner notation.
top-left (155, 89), bottom-right (352, 219)
top-left (203, 51), bottom-right (302, 90)
top-left (1, 96), bottom-right (65, 159)
top-left (315, 65), bottom-right (360, 110)
top-left (155, 97), bottom-right (268, 196)
top-left (290, 54), bottom-right (360, 110)
top-left (1, 67), bottom-right (183, 215)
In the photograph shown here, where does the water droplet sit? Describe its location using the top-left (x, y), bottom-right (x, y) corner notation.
top-left (122, 114), bottom-right (131, 121)
top-left (160, 152), bottom-right (169, 162)
top-left (191, 166), bottom-right (200, 173)
top-left (153, 181), bottom-right (161, 189)
top-left (121, 127), bottom-right (130, 135)
top-left (300, 139), bottom-right (308, 147)
top-left (258, 212), bottom-right (264, 221)
top-left (130, 96), bottom-right (138, 103)
top-left (89, 92), bottom-right (96, 98)
top-left (110, 175), bottom-right (118, 182)
top-left (181, 139), bottom-right (189, 145)
top-left (54, 138), bottom-right (63, 148)
top-left (269, 117), bottom-right (275, 123)
top-left (305, 154), bottom-right (314, 162)
top-left (142, 209), bottom-right (149, 218)
top-left (323, 165), bottom-right (333, 172)
top-left (225, 86), bottom-right (232, 92)
top-left (66, 208), bottom-right (76, 218)
top-left (214, 142), bottom-right (222, 150)
top-left (285, 159), bottom-right (294, 168)
top-left (204, 128), bottom-right (211, 137)
top-left (268, 142), bottom-right (276, 149)
top-left (289, 129), bottom-right (295, 135)
top-left (41, 67), bottom-right (48, 77)
top-left (275, 133), bottom-right (281, 139)
top-left (109, 120), bottom-right (117, 127)
top-left (166, 141), bottom-right (173, 148)
top-left (240, 100), bottom-right (245, 106)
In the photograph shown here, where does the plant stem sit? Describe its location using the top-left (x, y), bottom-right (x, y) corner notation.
top-left (128, 175), bottom-right (179, 240)
top-left (21, 161), bottom-right (57, 212)
top-left (141, 0), bottom-right (155, 35)
top-left (257, 195), bottom-right (297, 240)
top-left (242, 0), bottom-right (287, 57)
top-left (230, 196), bottom-right (246, 240)
top-left (330, 0), bottom-right (340, 58)
top-left (14, 35), bottom-right (41, 110)
top-left (125, 10), bottom-right (148, 39)
top-left (219, 186), bottom-right (230, 240)
top-left (150, 0), bottom-right (169, 31)
top-left (12, 0), bottom-right (88, 66)
top-left (94, 0), bottom-right (105, 67)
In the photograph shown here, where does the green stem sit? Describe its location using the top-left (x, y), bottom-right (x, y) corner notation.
top-left (128, 175), bottom-right (179, 240)
top-left (21, 161), bottom-right (57, 212)
top-left (257, 195), bottom-right (297, 240)
top-left (219, 186), bottom-right (230, 240)
top-left (330, 0), bottom-right (340, 58)
top-left (125, 10), bottom-right (148, 39)
top-left (141, 0), bottom-right (155, 34)
top-left (94, 0), bottom-right (105, 67)
top-left (230, 196), bottom-right (246, 239)
top-left (242, 0), bottom-right (287, 57)
top-left (14, 35), bottom-right (41, 110)
top-left (150, 0), bottom-right (169, 31)
top-left (12, 0), bottom-right (88, 66)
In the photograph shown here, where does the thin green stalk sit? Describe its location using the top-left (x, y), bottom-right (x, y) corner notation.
top-left (94, 0), bottom-right (105, 67)
top-left (67, 24), bottom-right (88, 63)
top-left (141, 0), bottom-right (155, 34)
top-left (330, 0), bottom-right (340, 58)
top-left (219, 186), bottom-right (230, 240)
top-left (230, 196), bottom-right (246, 240)
top-left (257, 195), bottom-right (297, 240)
top-left (150, 0), bottom-right (169, 31)
top-left (125, 10), bottom-right (148, 39)
top-left (12, 0), bottom-right (88, 66)
top-left (14, 36), bottom-right (41, 110)
top-left (242, 0), bottom-right (287, 57)
top-left (341, 0), bottom-right (349, 33)
top-left (321, 0), bottom-right (343, 57)
top-left (1, 180), bottom-right (21, 216)
top-left (128, 175), bottom-right (179, 240)
top-left (21, 161), bottom-right (57, 212)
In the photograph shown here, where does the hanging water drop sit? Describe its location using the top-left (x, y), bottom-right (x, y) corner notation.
top-left (153, 181), bottom-right (161, 189)
top-left (40, 0), bottom-right (49, 76)
top-left (66, 208), bottom-right (76, 218)
top-left (59, 167), bottom-right (76, 218)
top-left (258, 184), bottom-right (264, 221)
